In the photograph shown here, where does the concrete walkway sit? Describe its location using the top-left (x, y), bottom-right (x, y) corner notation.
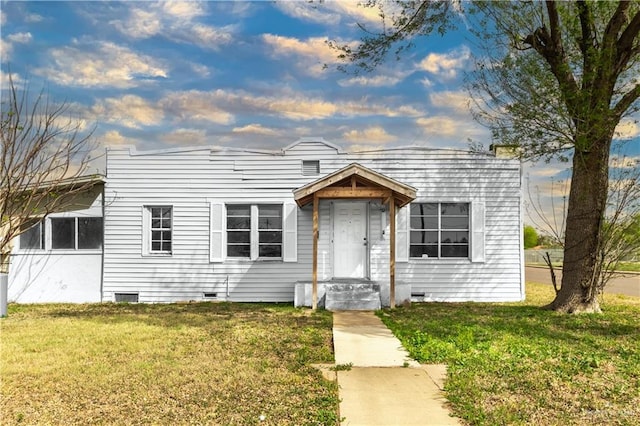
top-left (333, 311), bottom-right (462, 426)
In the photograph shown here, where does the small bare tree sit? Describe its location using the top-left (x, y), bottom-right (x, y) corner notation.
top-left (1, 74), bottom-right (100, 273)
top-left (526, 150), bottom-right (640, 300)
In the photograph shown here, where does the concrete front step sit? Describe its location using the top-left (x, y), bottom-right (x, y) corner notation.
top-left (326, 283), bottom-right (381, 311)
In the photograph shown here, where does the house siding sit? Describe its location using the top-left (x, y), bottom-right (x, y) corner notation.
top-left (103, 140), bottom-right (523, 304)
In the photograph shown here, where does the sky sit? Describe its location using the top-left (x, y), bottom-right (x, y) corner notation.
top-left (1, 0), bottom-right (639, 232)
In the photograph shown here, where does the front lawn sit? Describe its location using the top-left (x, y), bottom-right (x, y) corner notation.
top-left (379, 283), bottom-right (640, 425)
top-left (0, 303), bottom-right (338, 425)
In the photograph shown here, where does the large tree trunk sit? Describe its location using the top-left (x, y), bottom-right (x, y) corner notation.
top-left (547, 134), bottom-right (612, 313)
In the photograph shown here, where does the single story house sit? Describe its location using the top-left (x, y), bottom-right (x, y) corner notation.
top-left (8, 138), bottom-right (524, 308)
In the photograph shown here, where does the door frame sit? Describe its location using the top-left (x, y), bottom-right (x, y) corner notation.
top-left (332, 201), bottom-right (369, 279)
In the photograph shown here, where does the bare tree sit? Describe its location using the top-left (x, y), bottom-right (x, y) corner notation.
top-left (1, 74), bottom-right (100, 273)
top-left (526, 148), bottom-right (640, 299)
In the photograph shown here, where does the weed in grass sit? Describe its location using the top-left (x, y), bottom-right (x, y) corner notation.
top-left (331, 362), bottom-right (353, 371)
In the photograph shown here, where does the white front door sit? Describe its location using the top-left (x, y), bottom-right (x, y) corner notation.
top-left (333, 202), bottom-right (368, 278)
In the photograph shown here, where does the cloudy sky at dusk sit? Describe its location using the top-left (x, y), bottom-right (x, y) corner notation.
top-left (2, 1), bottom-right (638, 229)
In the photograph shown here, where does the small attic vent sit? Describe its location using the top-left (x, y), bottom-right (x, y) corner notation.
top-left (115, 293), bottom-right (139, 303)
top-left (302, 160), bottom-right (320, 176)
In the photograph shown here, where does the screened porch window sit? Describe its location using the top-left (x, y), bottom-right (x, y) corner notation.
top-left (410, 202), bottom-right (469, 258)
top-left (20, 221), bottom-right (45, 250)
top-left (51, 217), bottom-right (103, 250)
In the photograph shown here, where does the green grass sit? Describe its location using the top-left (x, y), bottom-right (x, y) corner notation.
top-left (378, 283), bottom-right (640, 425)
top-left (615, 262), bottom-right (640, 272)
top-left (0, 302), bottom-right (339, 425)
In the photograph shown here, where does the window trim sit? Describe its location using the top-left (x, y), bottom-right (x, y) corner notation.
top-left (409, 202), bottom-right (470, 260)
top-left (143, 205), bottom-right (173, 256)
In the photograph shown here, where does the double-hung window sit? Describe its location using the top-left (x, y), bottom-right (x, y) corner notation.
top-left (226, 204), bottom-right (282, 260)
top-left (51, 217), bottom-right (103, 250)
top-left (410, 202), bottom-right (469, 258)
top-left (147, 206), bottom-right (172, 254)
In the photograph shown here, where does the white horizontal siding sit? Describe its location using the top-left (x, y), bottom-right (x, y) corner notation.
top-left (104, 143), bottom-right (523, 303)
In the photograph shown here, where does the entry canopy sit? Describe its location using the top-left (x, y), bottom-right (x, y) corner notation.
top-left (293, 163), bottom-right (417, 208)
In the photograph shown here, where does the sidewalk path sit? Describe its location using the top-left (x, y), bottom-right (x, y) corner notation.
top-left (333, 311), bottom-right (462, 426)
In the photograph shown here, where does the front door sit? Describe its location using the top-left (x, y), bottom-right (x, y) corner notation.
top-left (333, 202), bottom-right (368, 278)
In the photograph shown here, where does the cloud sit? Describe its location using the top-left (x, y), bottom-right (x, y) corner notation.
top-left (614, 118), bottom-right (639, 139)
top-left (418, 46), bottom-right (471, 80)
top-left (160, 128), bottom-right (208, 145)
top-left (110, 1), bottom-right (233, 50)
top-left (610, 155), bottom-right (639, 169)
top-left (262, 34), bottom-right (347, 77)
top-left (101, 130), bottom-right (129, 147)
top-left (161, 91), bottom-right (235, 125)
top-left (343, 126), bottom-right (397, 143)
top-left (190, 62), bottom-right (210, 77)
top-left (1, 39), bottom-right (12, 61)
top-left (92, 95), bottom-right (165, 129)
top-left (8, 32), bottom-right (32, 43)
top-left (232, 124), bottom-right (279, 136)
top-left (90, 88), bottom-right (424, 131)
top-left (429, 90), bottom-right (471, 114)
top-left (35, 40), bottom-right (168, 88)
top-left (275, 1), bottom-right (382, 27)
top-left (25, 13), bottom-right (44, 23)
top-left (416, 115), bottom-right (484, 140)
top-left (0, 71), bottom-right (22, 87)
top-left (338, 73), bottom-right (406, 88)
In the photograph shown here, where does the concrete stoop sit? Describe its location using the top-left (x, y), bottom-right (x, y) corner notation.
top-left (325, 283), bottom-right (381, 311)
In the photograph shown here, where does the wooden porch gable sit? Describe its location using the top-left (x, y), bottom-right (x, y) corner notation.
top-left (292, 163), bottom-right (417, 310)
top-left (293, 163), bottom-right (416, 208)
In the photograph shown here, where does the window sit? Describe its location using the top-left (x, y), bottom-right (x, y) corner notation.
top-left (258, 205), bottom-right (282, 257)
top-left (410, 203), bottom-right (469, 258)
top-left (226, 204), bottom-right (282, 259)
top-left (149, 206), bottom-right (172, 254)
top-left (226, 205), bottom-right (250, 257)
top-left (78, 218), bottom-right (103, 249)
top-left (51, 217), bottom-right (103, 250)
top-left (20, 222), bottom-right (45, 250)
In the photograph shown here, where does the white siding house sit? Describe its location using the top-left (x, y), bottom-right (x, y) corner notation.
top-left (100, 138), bottom-right (524, 306)
top-left (7, 139), bottom-right (523, 306)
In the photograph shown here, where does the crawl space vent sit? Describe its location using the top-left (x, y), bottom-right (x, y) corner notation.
top-left (115, 293), bottom-right (139, 303)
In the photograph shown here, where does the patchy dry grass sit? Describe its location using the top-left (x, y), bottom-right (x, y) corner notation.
top-left (379, 283), bottom-right (640, 425)
top-left (0, 303), bottom-right (338, 425)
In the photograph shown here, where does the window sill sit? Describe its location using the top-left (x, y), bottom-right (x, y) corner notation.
top-left (142, 252), bottom-right (173, 257)
top-left (222, 258), bottom-right (283, 263)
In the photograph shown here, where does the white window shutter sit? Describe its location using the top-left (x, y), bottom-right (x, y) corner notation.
top-left (471, 202), bottom-right (485, 263)
top-left (283, 203), bottom-right (297, 262)
top-left (210, 203), bottom-right (224, 262)
top-left (395, 205), bottom-right (409, 262)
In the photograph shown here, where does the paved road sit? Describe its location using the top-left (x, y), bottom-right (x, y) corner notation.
top-left (525, 266), bottom-right (639, 298)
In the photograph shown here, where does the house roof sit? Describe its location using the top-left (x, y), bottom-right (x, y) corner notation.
top-left (293, 163), bottom-right (417, 208)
